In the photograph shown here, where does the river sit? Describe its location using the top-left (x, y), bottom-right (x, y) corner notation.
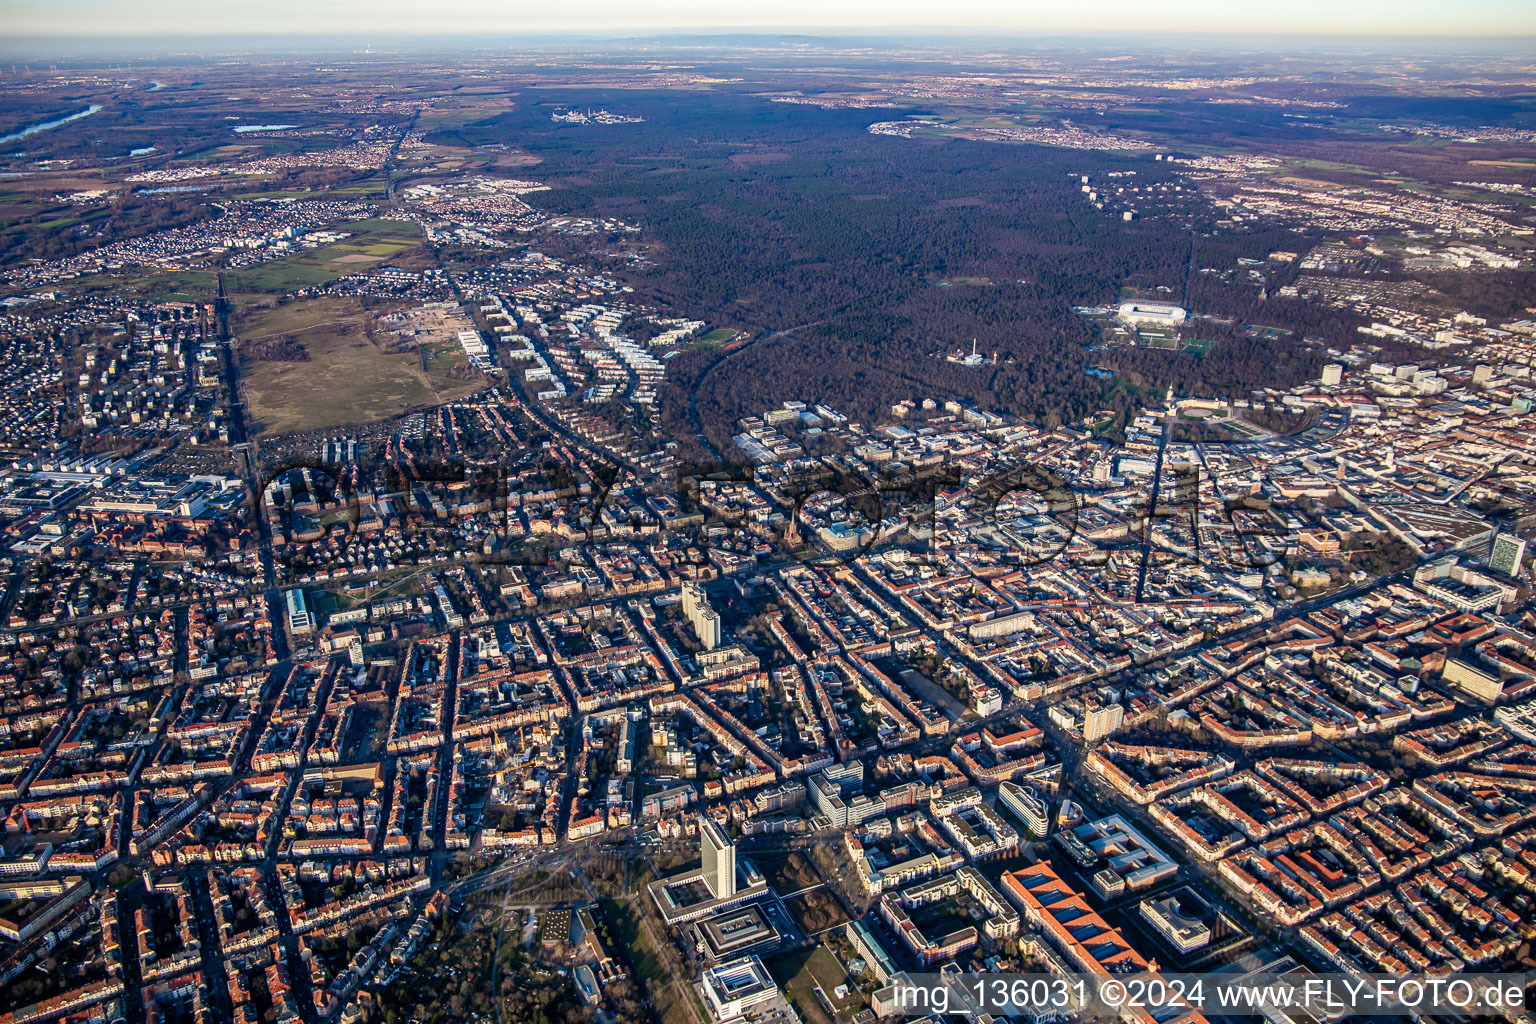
top-left (0, 104), bottom-right (103, 144)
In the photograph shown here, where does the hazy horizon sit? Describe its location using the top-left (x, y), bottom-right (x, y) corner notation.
top-left (2, 28), bottom-right (1535, 64)
top-left (3, 0), bottom-right (1535, 43)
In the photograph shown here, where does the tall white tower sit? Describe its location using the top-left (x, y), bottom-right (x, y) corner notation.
top-left (700, 818), bottom-right (736, 900)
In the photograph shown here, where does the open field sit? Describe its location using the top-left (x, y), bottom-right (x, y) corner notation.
top-left (70, 267), bottom-right (220, 303)
top-left (235, 296), bottom-right (481, 435)
top-left (227, 217), bottom-right (421, 291)
top-left (323, 175), bottom-right (390, 199)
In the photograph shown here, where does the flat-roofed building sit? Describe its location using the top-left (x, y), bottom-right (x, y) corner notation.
top-left (700, 955), bottom-right (778, 1022)
top-left (1139, 889), bottom-right (1212, 954)
top-left (1084, 704), bottom-right (1124, 743)
top-left (845, 919), bottom-right (899, 984)
top-left (284, 588), bottom-right (313, 636)
top-left (695, 905), bottom-right (779, 963)
top-left (1444, 657), bottom-right (1504, 703)
top-left (648, 858), bottom-right (769, 927)
top-left (1056, 813), bottom-right (1177, 899)
top-left (807, 762), bottom-right (878, 829)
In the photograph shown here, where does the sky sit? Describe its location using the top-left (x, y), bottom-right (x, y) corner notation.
top-left (3, 0), bottom-right (1534, 38)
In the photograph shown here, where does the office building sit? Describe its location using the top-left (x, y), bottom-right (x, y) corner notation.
top-left (701, 818), bottom-right (736, 900)
top-left (284, 588), bottom-right (313, 636)
top-left (1444, 658), bottom-right (1504, 704)
top-left (699, 956), bottom-right (779, 1022)
top-left (1140, 889), bottom-right (1212, 955)
top-left (1491, 533), bottom-right (1527, 578)
top-left (1057, 814), bottom-right (1178, 899)
top-left (972, 685), bottom-right (1003, 715)
top-left (999, 781), bottom-right (1051, 839)
top-left (695, 905), bottom-right (780, 963)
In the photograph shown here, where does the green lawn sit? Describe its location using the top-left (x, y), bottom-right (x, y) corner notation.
top-left (322, 176), bottom-right (390, 199)
top-left (228, 217), bottom-right (422, 292)
top-left (1181, 338), bottom-right (1216, 356)
top-left (341, 217), bottom-right (419, 239)
top-left (346, 241), bottom-right (413, 257)
top-left (769, 946), bottom-right (859, 1024)
top-left (422, 340), bottom-right (472, 382)
top-left (231, 189), bottom-right (316, 200)
top-left (231, 257), bottom-right (341, 291)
